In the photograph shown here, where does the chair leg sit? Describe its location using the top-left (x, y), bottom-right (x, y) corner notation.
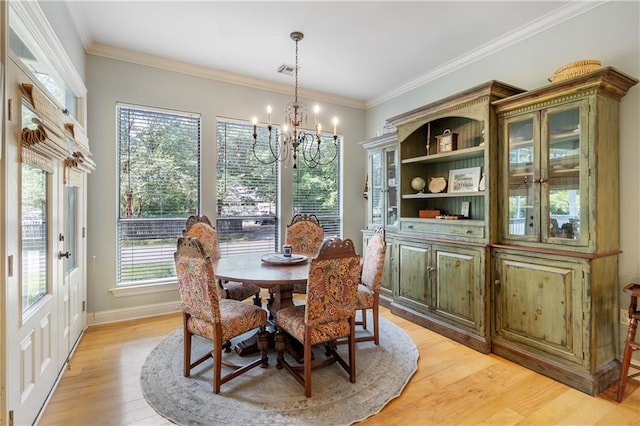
top-left (213, 330), bottom-right (223, 394)
top-left (183, 313), bottom-right (192, 377)
top-left (275, 329), bottom-right (286, 369)
top-left (349, 317), bottom-right (356, 383)
top-left (253, 292), bottom-right (262, 307)
top-left (617, 316), bottom-right (638, 402)
top-left (361, 308), bottom-right (367, 329)
top-left (373, 303), bottom-right (380, 346)
top-left (304, 332), bottom-right (313, 398)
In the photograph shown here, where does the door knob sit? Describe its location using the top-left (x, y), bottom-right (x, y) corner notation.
top-left (58, 251), bottom-right (71, 259)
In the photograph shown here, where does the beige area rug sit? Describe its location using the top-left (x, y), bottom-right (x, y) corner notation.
top-left (140, 315), bottom-right (418, 425)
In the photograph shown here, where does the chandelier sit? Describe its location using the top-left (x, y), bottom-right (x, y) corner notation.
top-left (252, 31), bottom-right (339, 169)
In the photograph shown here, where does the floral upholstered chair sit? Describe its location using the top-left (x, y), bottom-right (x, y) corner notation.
top-left (174, 236), bottom-right (268, 393)
top-left (285, 213), bottom-right (324, 295)
top-left (356, 227), bottom-right (387, 345)
top-left (183, 215), bottom-right (262, 306)
top-left (285, 213), bottom-right (324, 257)
top-left (275, 237), bottom-right (361, 397)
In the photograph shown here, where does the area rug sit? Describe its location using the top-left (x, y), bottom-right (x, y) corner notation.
top-left (141, 315), bottom-right (418, 425)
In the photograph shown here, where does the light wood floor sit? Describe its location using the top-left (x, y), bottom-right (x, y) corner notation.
top-left (39, 304), bottom-right (639, 425)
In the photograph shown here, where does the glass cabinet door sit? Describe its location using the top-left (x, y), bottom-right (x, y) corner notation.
top-left (542, 103), bottom-right (586, 243)
top-left (385, 148), bottom-right (399, 227)
top-left (369, 151), bottom-right (383, 227)
top-left (505, 114), bottom-right (539, 238)
top-left (503, 101), bottom-right (587, 245)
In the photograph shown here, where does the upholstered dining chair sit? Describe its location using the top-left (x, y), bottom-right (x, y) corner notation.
top-left (285, 213), bottom-right (324, 256)
top-left (355, 227), bottom-right (387, 345)
top-left (174, 236), bottom-right (269, 393)
top-left (285, 213), bottom-right (324, 295)
top-left (183, 215), bottom-right (262, 306)
top-left (275, 237), bottom-right (361, 397)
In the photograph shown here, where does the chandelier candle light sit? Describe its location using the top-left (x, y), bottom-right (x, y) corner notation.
top-left (252, 31), bottom-right (339, 169)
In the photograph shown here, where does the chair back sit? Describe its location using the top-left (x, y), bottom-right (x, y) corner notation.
top-left (361, 228), bottom-right (386, 293)
top-left (183, 216), bottom-right (221, 261)
top-left (286, 214), bottom-right (324, 257)
top-left (305, 237), bottom-right (361, 327)
top-left (174, 236), bottom-right (221, 325)
top-left (185, 214), bottom-right (213, 230)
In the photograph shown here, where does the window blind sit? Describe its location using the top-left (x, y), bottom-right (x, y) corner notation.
top-left (293, 133), bottom-right (342, 237)
top-left (216, 119), bottom-right (279, 256)
top-left (116, 104), bottom-right (200, 284)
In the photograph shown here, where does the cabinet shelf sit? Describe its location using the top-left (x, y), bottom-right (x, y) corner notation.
top-left (403, 191), bottom-right (485, 199)
top-left (509, 139), bottom-right (533, 148)
top-left (550, 129), bottom-right (579, 143)
top-left (401, 145), bottom-right (484, 165)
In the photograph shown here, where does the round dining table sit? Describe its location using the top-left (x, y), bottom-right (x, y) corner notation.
top-left (214, 252), bottom-right (309, 315)
top-left (214, 252), bottom-right (310, 358)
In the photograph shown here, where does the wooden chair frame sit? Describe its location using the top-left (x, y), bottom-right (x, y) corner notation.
top-left (184, 215), bottom-right (262, 307)
top-left (355, 227), bottom-right (386, 345)
top-left (617, 283), bottom-right (640, 402)
top-left (176, 237), bottom-right (269, 394)
top-left (275, 237), bottom-right (360, 397)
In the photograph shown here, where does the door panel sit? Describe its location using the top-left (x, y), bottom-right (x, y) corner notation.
top-left (396, 242), bottom-right (430, 309)
top-left (494, 251), bottom-right (585, 366)
top-left (432, 245), bottom-right (483, 330)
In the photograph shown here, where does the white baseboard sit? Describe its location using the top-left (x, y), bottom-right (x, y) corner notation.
top-left (88, 300), bottom-right (181, 325)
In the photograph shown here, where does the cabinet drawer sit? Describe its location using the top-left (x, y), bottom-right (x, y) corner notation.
top-left (401, 220), bottom-right (485, 239)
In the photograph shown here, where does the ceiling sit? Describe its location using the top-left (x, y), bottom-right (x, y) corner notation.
top-left (64, 1), bottom-right (599, 108)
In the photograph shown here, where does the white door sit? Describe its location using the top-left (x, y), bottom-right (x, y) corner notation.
top-left (4, 57), bottom-right (64, 426)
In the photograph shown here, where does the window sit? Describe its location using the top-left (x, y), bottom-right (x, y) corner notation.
top-left (9, 13), bottom-right (78, 118)
top-left (216, 119), bottom-right (278, 255)
top-left (116, 104), bottom-right (200, 285)
top-left (22, 163), bottom-right (49, 311)
top-left (293, 133), bottom-right (342, 237)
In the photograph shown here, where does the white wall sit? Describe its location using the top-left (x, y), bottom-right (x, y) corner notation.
top-left (85, 55), bottom-right (365, 317)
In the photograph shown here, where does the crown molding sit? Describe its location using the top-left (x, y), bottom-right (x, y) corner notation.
top-left (87, 43), bottom-right (366, 110)
top-left (365, 0), bottom-right (608, 108)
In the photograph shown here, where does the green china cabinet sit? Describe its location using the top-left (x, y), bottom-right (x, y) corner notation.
top-left (492, 67), bottom-right (638, 394)
top-left (360, 69), bottom-right (637, 394)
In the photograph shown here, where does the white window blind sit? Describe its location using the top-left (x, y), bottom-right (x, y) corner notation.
top-left (216, 119), bottom-right (279, 255)
top-left (116, 104), bottom-right (200, 285)
top-left (293, 133), bottom-right (342, 237)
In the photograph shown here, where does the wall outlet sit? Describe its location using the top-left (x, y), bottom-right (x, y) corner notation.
top-left (620, 309), bottom-right (631, 325)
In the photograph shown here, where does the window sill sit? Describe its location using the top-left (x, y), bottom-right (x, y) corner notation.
top-left (109, 281), bottom-right (178, 298)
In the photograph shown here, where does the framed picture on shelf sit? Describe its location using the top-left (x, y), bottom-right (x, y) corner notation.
top-left (461, 201), bottom-right (470, 218)
top-left (448, 167), bottom-right (481, 193)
